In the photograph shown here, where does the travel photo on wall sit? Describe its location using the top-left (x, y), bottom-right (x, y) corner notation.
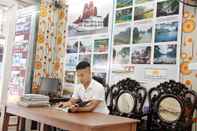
top-left (131, 46), bottom-right (151, 64)
top-left (116, 0), bottom-right (133, 9)
top-left (134, 3), bottom-right (154, 21)
top-left (157, 0), bottom-right (179, 17)
top-left (67, 40), bottom-right (79, 53)
top-left (134, 0), bottom-right (154, 5)
top-left (133, 23), bottom-right (153, 44)
top-left (155, 21), bottom-right (178, 43)
top-left (154, 44), bottom-right (177, 64)
top-left (65, 54), bottom-right (78, 70)
top-left (113, 23), bottom-right (131, 46)
top-left (64, 71), bottom-right (76, 84)
top-left (64, 0), bottom-right (183, 85)
top-left (79, 54), bottom-right (92, 63)
top-left (67, 0), bottom-right (113, 37)
top-left (94, 39), bottom-right (109, 53)
top-left (115, 7), bottom-right (133, 24)
top-left (93, 53), bottom-right (108, 70)
top-left (113, 46), bottom-right (130, 65)
top-left (79, 39), bottom-right (93, 53)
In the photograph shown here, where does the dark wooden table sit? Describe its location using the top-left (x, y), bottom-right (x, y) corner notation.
top-left (0, 104), bottom-right (139, 131)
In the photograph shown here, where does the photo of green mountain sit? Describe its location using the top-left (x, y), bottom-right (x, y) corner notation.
top-left (133, 24), bottom-right (152, 44)
top-left (114, 24), bottom-right (131, 45)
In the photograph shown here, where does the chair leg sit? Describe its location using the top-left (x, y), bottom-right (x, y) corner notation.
top-left (20, 117), bottom-right (26, 131)
top-left (0, 106), bottom-right (9, 131)
top-left (16, 116), bottom-right (20, 131)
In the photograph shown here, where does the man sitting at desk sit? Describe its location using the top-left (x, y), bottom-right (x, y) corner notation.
top-left (59, 61), bottom-right (109, 114)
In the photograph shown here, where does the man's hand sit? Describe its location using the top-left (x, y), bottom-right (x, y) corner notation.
top-left (68, 104), bottom-right (79, 113)
top-left (57, 101), bottom-right (72, 108)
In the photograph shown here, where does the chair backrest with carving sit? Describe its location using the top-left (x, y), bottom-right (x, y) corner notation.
top-left (106, 78), bottom-right (147, 119)
top-left (148, 80), bottom-right (197, 131)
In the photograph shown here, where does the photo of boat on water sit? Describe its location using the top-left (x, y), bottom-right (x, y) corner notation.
top-left (155, 21), bottom-right (178, 43)
top-left (134, 4), bottom-right (154, 21)
top-left (113, 24), bottom-right (131, 45)
top-left (157, 0), bottom-right (179, 17)
top-left (115, 7), bottom-right (132, 24)
top-left (154, 44), bottom-right (177, 64)
top-left (116, 0), bottom-right (133, 9)
top-left (133, 23), bottom-right (152, 44)
top-left (68, 0), bottom-right (113, 37)
top-left (131, 46), bottom-right (151, 64)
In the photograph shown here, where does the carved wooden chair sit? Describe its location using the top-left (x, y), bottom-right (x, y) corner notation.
top-left (147, 80), bottom-right (197, 131)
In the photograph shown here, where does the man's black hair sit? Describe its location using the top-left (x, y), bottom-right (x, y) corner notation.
top-left (76, 61), bottom-right (90, 70)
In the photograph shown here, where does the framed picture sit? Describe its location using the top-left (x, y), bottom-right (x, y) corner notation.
top-left (113, 46), bottom-right (130, 64)
top-left (94, 39), bottom-right (109, 53)
top-left (157, 0), bottom-right (179, 17)
top-left (68, 0), bottom-right (112, 37)
top-left (131, 46), bottom-right (151, 64)
top-left (154, 44), bottom-right (177, 64)
top-left (79, 40), bottom-right (92, 53)
top-left (115, 8), bottom-right (132, 24)
top-left (116, 0), bottom-right (132, 9)
top-left (134, 4), bottom-right (154, 21)
top-left (114, 24), bottom-right (131, 46)
top-left (133, 23), bottom-right (152, 44)
top-left (67, 40), bottom-right (78, 53)
top-left (155, 21), bottom-right (178, 43)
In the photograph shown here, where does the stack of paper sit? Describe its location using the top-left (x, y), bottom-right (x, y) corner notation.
top-left (18, 94), bottom-right (50, 107)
